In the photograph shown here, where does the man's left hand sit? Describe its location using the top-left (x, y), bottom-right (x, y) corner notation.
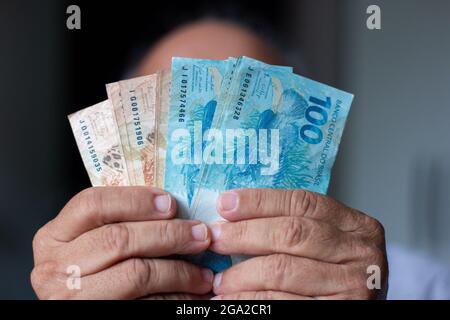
top-left (209, 189), bottom-right (388, 300)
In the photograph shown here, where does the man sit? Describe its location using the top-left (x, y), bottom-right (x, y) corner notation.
top-left (31, 20), bottom-right (387, 300)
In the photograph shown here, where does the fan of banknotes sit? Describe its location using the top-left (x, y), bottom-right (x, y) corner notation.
top-left (69, 56), bottom-right (354, 271)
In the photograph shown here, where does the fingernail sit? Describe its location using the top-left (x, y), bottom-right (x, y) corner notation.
top-left (213, 272), bottom-right (222, 290)
top-left (154, 194), bottom-right (171, 213)
top-left (219, 192), bottom-right (238, 211)
top-left (191, 223), bottom-right (208, 241)
top-left (210, 223), bottom-right (222, 241)
top-left (201, 268), bottom-right (214, 283)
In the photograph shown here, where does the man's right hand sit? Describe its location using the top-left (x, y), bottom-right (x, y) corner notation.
top-left (31, 187), bottom-right (213, 299)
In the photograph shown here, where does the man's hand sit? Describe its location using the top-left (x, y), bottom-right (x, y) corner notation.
top-left (31, 187), bottom-right (213, 299)
top-left (209, 189), bottom-right (388, 300)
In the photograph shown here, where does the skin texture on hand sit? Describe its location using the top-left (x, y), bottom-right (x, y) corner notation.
top-left (31, 187), bottom-right (214, 300)
top-left (209, 189), bottom-right (388, 300)
top-left (31, 187), bottom-right (388, 299)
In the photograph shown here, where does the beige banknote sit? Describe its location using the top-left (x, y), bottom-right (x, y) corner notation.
top-left (116, 74), bottom-right (158, 186)
top-left (155, 70), bottom-right (171, 188)
top-left (68, 100), bottom-right (129, 186)
top-left (106, 82), bottom-right (134, 184)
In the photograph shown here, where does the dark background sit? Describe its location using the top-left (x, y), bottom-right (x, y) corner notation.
top-left (1, 0), bottom-right (449, 299)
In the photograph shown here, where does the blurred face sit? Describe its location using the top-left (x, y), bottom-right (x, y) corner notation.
top-left (136, 20), bottom-right (283, 75)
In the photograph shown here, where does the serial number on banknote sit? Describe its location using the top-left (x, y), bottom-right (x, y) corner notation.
top-left (128, 92), bottom-right (145, 146)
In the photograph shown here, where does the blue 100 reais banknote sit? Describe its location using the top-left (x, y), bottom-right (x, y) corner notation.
top-left (165, 56), bottom-right (354, 272)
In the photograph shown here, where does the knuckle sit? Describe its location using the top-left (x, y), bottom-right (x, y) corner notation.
top-left (125, 259), bottom-right (154, 293)
top-left (100, 223), bottom-right (131, 254)
top-left (73, 187), bottom-right (103, 221)
top-left (275, 218), bottom-right (305, 249)
top-left (119, 188), bottom-right (146, 215)
top-left (362, 215), bottom-right (386, 245)
top-left (76, 187), bottom-right (99, 206)
top-left (33, 261), bottom-right (58, 281)
top-left (367, 216), bottom-right (384, 234)
top-left (365, 246), bottom-right (386, 268)
top-left (342, 266), bottom-right (369, 292)
top-left (342, 275), bottom-right (358, 294)
top-left (31, 261), bottom-right (84, 300)
top-left (251, 189), bottom-right (265, 214)
top-left (373, 222), bottom-right (386, 243)
top-left (346, 238), bottom-right (368, 262)
top-left (158, 221), bottom-right (179, 247)
top-left (173, 261), bottom-right (192, 283)
top-left (234, 220), bottom-right (249, 242)
top-left (30, 261), bottom-right (58, 298)
top-left (32, 224), bottom-right (64, 263)
top-left (288, 189), bottom-right (318, 217)
top-left (265, 254), bottom-right (291, 285)
top-left (30, 267), bottom-right (44, 295)
top-left (32, 227), bottom-right (47, 252)
top-left (32, 229), bottom-right (41, 250)
top-left (314, 223), bottom-right (339, 249)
